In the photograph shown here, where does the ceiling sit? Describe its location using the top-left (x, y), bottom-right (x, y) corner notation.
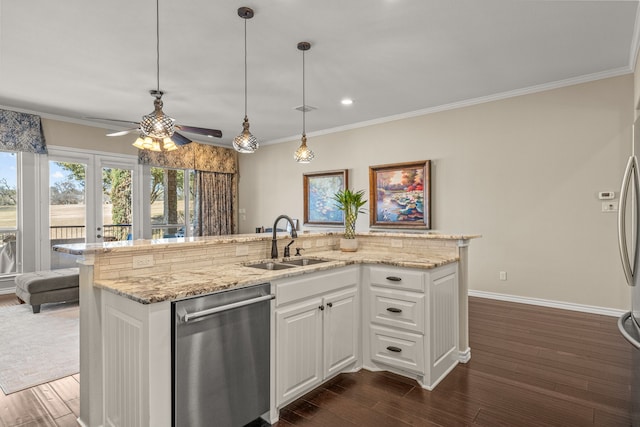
top-left (0, 0), bottom-right (638, 148)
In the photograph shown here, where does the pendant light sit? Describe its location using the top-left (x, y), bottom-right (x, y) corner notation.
top-left (233, 7), bottom-right (259, 153)
top-left (132, 0), bottom-right (177, 152)
top-left (294, 41), bottom-right (315, 163)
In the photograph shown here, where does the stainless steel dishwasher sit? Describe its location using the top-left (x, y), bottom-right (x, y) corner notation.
top-left (172, 283), bottom-right (273, 427)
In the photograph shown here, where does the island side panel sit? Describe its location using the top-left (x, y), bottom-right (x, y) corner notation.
top-left (77, 257), bottom-right (104, 427)
top-left (102, 290), bottom-right (172, 427)
top-left (457, 240), bottom-right (471, 362)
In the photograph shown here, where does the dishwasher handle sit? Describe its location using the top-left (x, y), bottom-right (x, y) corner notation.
top-left (181, 294), bottom-right (275, 323)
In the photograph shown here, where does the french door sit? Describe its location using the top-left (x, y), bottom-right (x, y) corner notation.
top-left (41, 148), bottom-right (140, 270)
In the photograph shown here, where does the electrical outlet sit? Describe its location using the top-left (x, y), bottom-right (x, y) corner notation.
top-left (133, 255), bottom-right (154, 269)
top-left (499, 271), bottom-right (507, 281)
top-left (391, 239), bottom-right (403, 248)
top-left (602, 201), bottom-right (618, 212)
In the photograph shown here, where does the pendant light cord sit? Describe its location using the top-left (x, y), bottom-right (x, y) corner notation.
top-left (156, 0), bottom-right (160, 93)
top-left (302, 48), bottom-right (306, 135)
top-left (244, 17), bottom-right (248, 117)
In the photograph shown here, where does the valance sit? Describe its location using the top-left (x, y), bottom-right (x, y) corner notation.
top-left (0, 109), bottom-right (47, 154)
top-left (138, 142), bottom-right (238, 174)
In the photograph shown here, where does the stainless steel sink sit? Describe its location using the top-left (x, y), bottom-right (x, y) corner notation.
top-left (281, 258), bottom-right (329, 267)
top-left (246, 262), bottom-right (296, 271)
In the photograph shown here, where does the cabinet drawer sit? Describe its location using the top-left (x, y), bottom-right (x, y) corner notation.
top-left (369, 266), bottom-right (424, 292)
top-left (370, 325), bottom-right (424, 374)
top-left (370, 287), bottom-right (424, 333)
top-left (276, 266), bottom-right (358, 306)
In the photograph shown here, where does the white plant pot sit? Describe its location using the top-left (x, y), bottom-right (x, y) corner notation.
top-left (340, 238), bottom-right (358, 252)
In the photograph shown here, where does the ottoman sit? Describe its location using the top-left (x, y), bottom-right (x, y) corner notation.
top-left (15, 268), bottom-right (80, 313)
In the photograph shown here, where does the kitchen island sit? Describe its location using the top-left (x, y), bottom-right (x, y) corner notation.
top-left (56, 231), bottom-right (478, 427)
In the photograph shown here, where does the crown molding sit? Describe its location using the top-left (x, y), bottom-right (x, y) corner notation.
top-left (263, 66), bottom-right (633, 146)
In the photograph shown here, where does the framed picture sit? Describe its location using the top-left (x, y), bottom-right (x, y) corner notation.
top-left (369, 160), bottom-right (431, 229)
top-left (303, 170), bottom-right (348, 225)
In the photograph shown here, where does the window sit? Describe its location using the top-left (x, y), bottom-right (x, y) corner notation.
top-left (0, 152), bottom-right (18, 275)
top-left (150, 167), bottom-right (195, 238)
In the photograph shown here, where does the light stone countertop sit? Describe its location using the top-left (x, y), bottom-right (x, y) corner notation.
top-left (94, 249), bottom-right (459, 304)
top-left (54, 231), bottom-right (480, 256)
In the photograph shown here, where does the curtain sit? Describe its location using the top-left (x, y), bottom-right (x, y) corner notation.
top-left (139, 142), bottom-right (239, 235)
top-left (195, 171), bottom-right (235, 236)
top-left (0, 109), bottom-right (47, 154)
top-left (138, 142), bottom-right (237, 174)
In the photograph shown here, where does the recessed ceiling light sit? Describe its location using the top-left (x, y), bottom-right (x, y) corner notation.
top-left (341, 98), bottom-right (354, 106)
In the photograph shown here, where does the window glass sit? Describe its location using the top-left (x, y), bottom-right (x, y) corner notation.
top-left (150, 167), bottom-right (189, 238)
top-left (0, 152), bottom-right (17, 274)
top-left (102, 167), bottom-right (133, 241)
top-left (49, 161), bottom-right (86, 269)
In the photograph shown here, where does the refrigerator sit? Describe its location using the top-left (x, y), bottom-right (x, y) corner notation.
top-left (617, 117), bottom-right (640, 427)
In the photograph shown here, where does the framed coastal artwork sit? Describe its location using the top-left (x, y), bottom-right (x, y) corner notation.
top-left (369, 160), bottom-right (431, 229)
top-left (303, 170), bottom-right (348, 225)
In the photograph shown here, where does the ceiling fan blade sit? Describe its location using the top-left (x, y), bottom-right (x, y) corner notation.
top-left (107, 128), bottom-right (139, 137)
top-left (171, 132), bottom-right (192, 146)
top-left (175, 125), bottom-right (222, 138)
top-left (84, 117), bottom-right (141, 127)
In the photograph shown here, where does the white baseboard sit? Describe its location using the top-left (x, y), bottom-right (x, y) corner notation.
top-left (458, 348), bottom-right (471, 363)
top-left (468, 290), bottom-right (626, 317)
top-left (0, 286), bottom-right (15, 295)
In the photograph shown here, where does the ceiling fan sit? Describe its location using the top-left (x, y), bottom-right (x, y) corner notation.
top-left (88, 0), bottom-right (222, 151)
top-left (91, 90), bottom-right (222, 147)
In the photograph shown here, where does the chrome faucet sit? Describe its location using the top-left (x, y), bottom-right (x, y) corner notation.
top-left (271, 215), bottom-right (298, 259)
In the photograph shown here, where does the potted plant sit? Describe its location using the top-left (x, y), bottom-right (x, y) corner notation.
top-left (333, 189), bottom-right (367, 252)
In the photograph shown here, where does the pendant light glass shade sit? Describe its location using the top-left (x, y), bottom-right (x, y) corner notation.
top-left (234, 7), bottom-right (258, 154)
top-left (233, 116), bottom-right (258, 153)
top-left (294, 134), bottom-right (314, 163)
top-left (295, 41), bottom-right (314, 163)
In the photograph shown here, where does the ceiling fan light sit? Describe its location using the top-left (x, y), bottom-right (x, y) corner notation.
top-left (163, 137), bottom-right (177, 151)
top-left (133, 136), bottom-right (146, 149)
top-left (233, 116), bottom-right (259, 153)
top-left (141, 111), bottom-right (175, 139)
top-left (142, 136), bottom-right (154, 149)
top-left (294, 134), bottom-right (315, 163)
top-left (151, 139), bottom-right (162, 152)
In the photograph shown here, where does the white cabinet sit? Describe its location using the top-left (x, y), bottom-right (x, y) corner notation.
top-left (323, 288), bottom-right (358, 377)
top-left (275, 296), bottom-right (324, 405)
top-left (274, 267), bottom-right (359, 406)
top-left (364, 263), bottom-right (458, 390)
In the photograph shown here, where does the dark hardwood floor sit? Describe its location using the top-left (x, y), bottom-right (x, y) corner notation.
top-left (0, 294), bottom-right (633, 426)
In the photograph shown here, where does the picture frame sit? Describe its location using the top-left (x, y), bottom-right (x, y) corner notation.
top-left (303, 170), bottom-right (348, 225)
top-left (369, 160), bottom-right (431, 229)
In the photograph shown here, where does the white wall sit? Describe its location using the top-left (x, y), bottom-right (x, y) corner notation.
top-left (41, 119), bottom-right (138, 156)
top-left (238, 75), bottom-right (633, 311)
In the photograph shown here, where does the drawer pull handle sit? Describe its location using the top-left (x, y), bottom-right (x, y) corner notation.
top-left (319, 305), bottom-right (325, 311)
top-left (386, 276), bottom-right (402, 282)
top-left (386, 307), bottom-right (402, 313)
top-left (387, 346), bottom-right (402, 353)
top-left (327, 302), bottom-right (333, 308)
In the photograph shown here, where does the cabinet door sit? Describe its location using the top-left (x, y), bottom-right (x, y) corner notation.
top-left (276, 297), bottom-right (324, 405)
top-left (323, 287), bottom-right (358, 378)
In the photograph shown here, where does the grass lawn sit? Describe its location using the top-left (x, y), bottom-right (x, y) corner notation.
top-left (0, 201), bottom-right (184, 228)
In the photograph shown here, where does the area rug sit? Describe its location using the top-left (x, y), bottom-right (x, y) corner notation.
top-left (0, 302), bottom-right (79, 394)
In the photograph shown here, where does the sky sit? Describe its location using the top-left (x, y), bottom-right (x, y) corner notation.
top-left (0, 153), bottom-right (77, 188)
top-left (0, 153), bottom-right (16, 187)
